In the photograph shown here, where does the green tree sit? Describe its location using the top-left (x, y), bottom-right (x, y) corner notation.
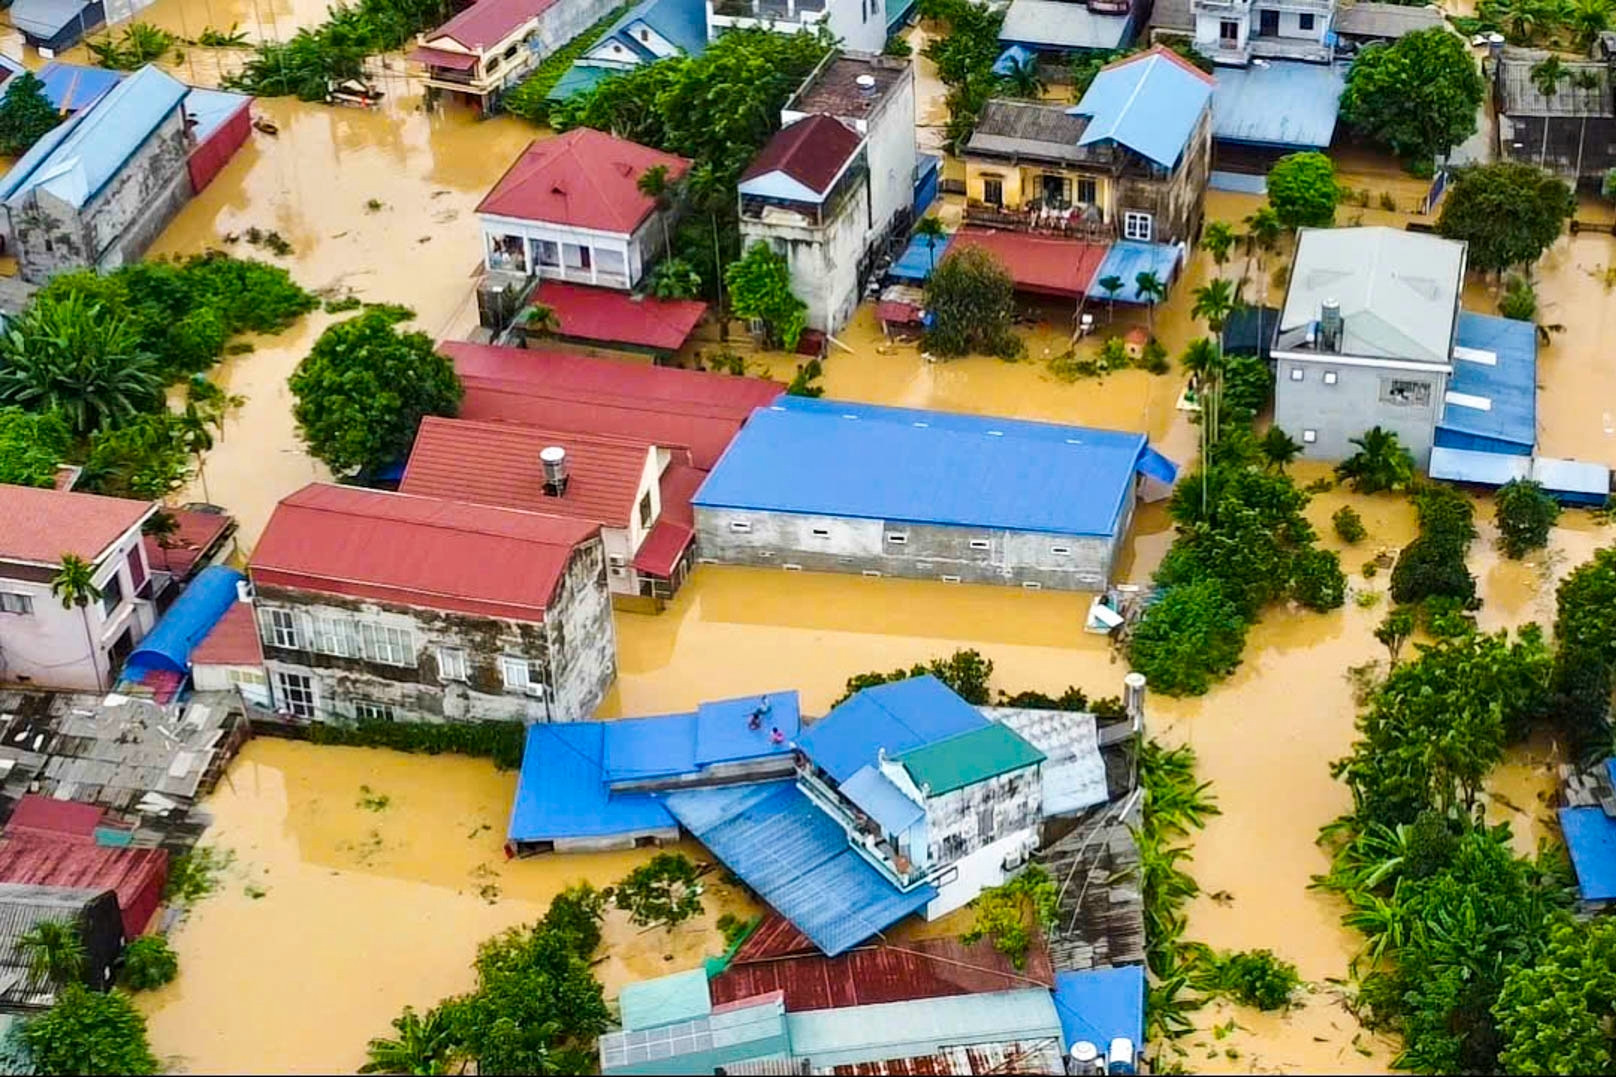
top-left (1571, 0), bottom-right (1614, 44)
top-left (997, 52), bottom-right (1045, 98)
top-left (648, 257), bottom-right (702, 300)
top-left (1495, 478), bottom-right (1560, 558)
top-left (1390, 484), bottom-right (1478, 608)
top-left (0, 71), bottom-right (62, 156)
top-left (1339, 30), bottom-right (1485, 166)
top-left (23, 984), bottom-right (158, 1075)
top-left (1495, 916), bottom-right (1616, 1075)
top-left (289, 309), bottom-right (462, 475)
top-left (0, 408), bottom-right (71, 488)
top-left (1374, 606), bottom-right (1417, 665)
top-left (636, 163), bottom-right (676, 261)
top-left (832, 648), bottom-right (994, 707)
top-left (1551, 546), bottom-right (1616, 754)
top-left (1096, 273), bottom-right (1124, 320)
top-left (1135, 270), bottom-right (1167, 333)
top-left (1333, 505), bottom-right (1368, 544)
top-left (0, 292), bottom-right (161, 437)
top-left (50, 555), bottom-right (103, 692)
top-left (924, 246), bottom-right (1022, 358)
top-left (725, 241), bottom-right (808, 351)
top-left (361, 1006), bottom-right (460, 1076)
top-left (1200, 220), bottom-right (1236, 275)
top-left (17, 919), bottom-right (85, 989)
top-left (117, 936), bottom-right (178, 991)
top-left (613, 852), bottom-right (704, 928)
top-left (1530, 55), bottom-right (1569, 98)
top-left (1436, 162), bottom-right (1575, 273)
top-left (1242, 205), bottom-right (1282, 277)
top-left (1128, 580), bottom-right (1250, 696)
top-left (1499, 272), bottom-right (1539, 322)
top-left (961, 865), bottom-right (1058, 969)
top-left (79, 413), bottom-right (194, 501)
top-left (1266, 152), bottom-right (1339, 230)
top-left (1258, 426), bottom-right (1302, 473)
top-left (914, 214), bottom-right (947, 275)
top-left (1335, 426), bottom-right (1414, 494)
top-left (1292, 548), bottom-right (1347, 611)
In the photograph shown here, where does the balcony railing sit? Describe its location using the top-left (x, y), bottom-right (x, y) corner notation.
top-left (1249, 34), bottom-right (1332, 62)
top-left (964, 202), bottom-right (1117, 242)
top-left (796, 767), bottom-right (927, 891)
top-left (424, 66), bottom-right (479, 86)
top-left (711, 0), bottom-right (826, 18)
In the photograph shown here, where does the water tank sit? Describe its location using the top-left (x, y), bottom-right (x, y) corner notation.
top-left (1319, 298), bottom-right (1343, 353)
top-left (1068, 1040), bottom-right (1104, 1075)
top-left (1106, 1038), bottom-right (1136, 1076)
top-left (856, 74), bottom-right (877, 97)
top-left (539, 446), bottom-right (569, 496)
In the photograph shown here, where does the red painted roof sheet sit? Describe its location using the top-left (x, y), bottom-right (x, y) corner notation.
top-left (4, 796), bottom-right (103, 843)
top-left (0, 837), bottom-right (168, 937)
top-left (533, 281), bottom-right (707, 353)
top-left (741, 114), bottom-right (862, 196)
top-left (1106, 42), bottom-right (1216, 85)
top-left (478, 129), bottom-right (689, 232)
top-left (400, 416), bottom-right (653, 527)
top-left (249, 483), bottom-right (599, 623)
top-left (711, 914), bottom-right (1054, 1013)
top-left (632, 521), bottom-right (693, 577)
top-left (408, 45), bottom-right (478, 69)
top-left (0, 484), bottom-right (154, 567)
top-left (949, 229), bottom-right (1109, 299)
top-left (143, 508), bottom-right (234, 580)
top-left (426, 0), bottom-right (555, 50)
top-left (657, 461), bottom-right (705, 529)
top-left (191, 602), bottom-right (263, 667)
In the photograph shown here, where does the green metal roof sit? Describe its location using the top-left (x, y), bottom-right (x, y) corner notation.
top-left (617, 967), bottom-right (711, 1032)
top-left (897, 723), bottom-right (1045, 796)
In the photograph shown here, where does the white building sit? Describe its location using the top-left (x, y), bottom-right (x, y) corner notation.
top-left (1191, 0), bottom-right (1333, 64)
top-left (707, 0), bottom-right (887, 56)
top-left (0, 485), bottom-right (158, 692)
top-left (410, 0), bottom-right (621, 112)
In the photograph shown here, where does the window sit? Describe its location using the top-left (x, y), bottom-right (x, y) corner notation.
top-left (982, 176), bottom-right (1004, 207)
top-left (228, 668), bottom-right (266, 688)
top-left (1075, 177), bottom-right (1097, 205)
top-left (1022, 581), bottom-right (1042, 590)
top-left (1324, 370), bottom-right (1338, 385)
top-left (862, 569), bottom-right (883, 578)
top-left (811, 528), bottom-right (830, 538)
top-left (437, 647), bottom-right (468, 683)
top-left (354, 700), bottom-right (396, 722)
top-left (977, 805), bottom-right (994, 837)
top-left (489, 234), bottom-right (526, 273)
top-left (533, 239), bottom-right (560, 268)
top-left (1303, 429), bottom-right (1318, 444)
top-left (273, 670), bottom-right (316, 718)
top-left (1299, 12), bottom-right (1315, 29)
top-left (782, 563), bottom-right (803, 572)
top-left (885, 533), bottom-right (908, 545)
top-left (500, 656), bottom-right (539, 694)
top-left (638, 493), bottom-right (653, 528)
top-left (969, 539), bottom-right (991, 550)
top-left (1258, 8), bottom-right (1278, 34)
top-left (563, 244), bottom-right (591, 271)
top-left (596, 247), bottom-right (626, 279)
top-left (941, 574), bottom-right (962, 583)
top-left (1040, 173), bottom-right (1070, 207)
top-left (485, 54), bottom-right (501, 72)
top-left (312, 616), bottom-right (345, 657)
top-left (99, 572), bottom-right (124, 617)
top-left (1381, 378), bottom-right (1433, 407)
top-left (1219, 19), bottom-right (1239, 40)
top-left (266, 609), bottom-right (300, 649)
top-left (729, 520), bottom-right (752, 533)
top-left (1289, 367), bottom-right (1305, 381)
top-left (609, 555), bottom-right (626, 567)
top-left (1050, 545), bottom-right (1071, 555)
top-left (1123, 211), bottom-right (1153, 242)
top-left (0, 593), bottom-right (31, 615)
top-left (638, 26), bottom-right (649, 40)
top-left (502, 44), bottom-right (518, 59)
top-left (359, 622), bottom-right (415, 667)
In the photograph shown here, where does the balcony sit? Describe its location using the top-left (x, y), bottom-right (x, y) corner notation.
top-left (796, 766), bottom-right (928, 891)
top-left (1250, 34), bottom-right (1332, 62)
top-left (710, 0), bottom-right (827, 23)
top-left (964, 202), bottom-right (1117, 243)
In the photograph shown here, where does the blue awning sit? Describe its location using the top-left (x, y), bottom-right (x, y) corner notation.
top-left (1136, 446), bottom-right (1178, 485)
top-left (888, 231), bottom-right (952, 283)
top-left (1090, 241), bottom-right (1182, 303)
top-left (1053, 965), bottom-right (1145, 1054)
top-left (840, 765), bottom-right (924, 834)
top-left (121, 565), bottom-right (245, 680)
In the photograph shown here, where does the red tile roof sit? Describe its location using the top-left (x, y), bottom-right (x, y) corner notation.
top-left (249, 483), bottom-right (600, 623)
top-left (426, 0), bottom-right (555, 51)
top-left (408, 45), bottom-right (478, 70)
top-left (950, 229), bottom-right (1110, 299)
top-left (191, 602), bottom-right (263, 667)
top-left (142, 508), bottom-right (235, 580)
top-left (740, 114), bottom-right (862, 196)
top-left (400, 416), bottom-right (654, 527)
top-left (449, 343), bottom-right (779, 470)
top-left (478, 130), bottom-right (690, 232)
top-left (0, 837), bottom-right (168, 937)
top-left (533, 281), bottom-right (707, 353)
top-left (4, 796), bottom-right (103, 843)
top-left (0, 484), bottom-right (155, 567)
top-left (710, 913), bottom-right (1055, 1013)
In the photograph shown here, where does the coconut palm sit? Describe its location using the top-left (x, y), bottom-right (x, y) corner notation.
top-left (636, 164), bottom-right (675, 262)
top-left (1096, 274), bottom-right (1124, 321)
top-left (1258, 426), bottom-right (1303, 474)
top-left (1134, 271), bottom-right (1166, 333)
top-left (914, 214), bottom-right (947, 275)
top-left (17, 919), bottom-right (86, 989)
top-left (360, 1006), bottom-right (460, 1076)
top-left (685, 161), bottom-right (729, 331)
top-left (1242, 205), bottom-right (1282, 278)
top-left (50, 554), bottom-right (103, 691)
top-left (523, 303), bottom-right (560, 338)
top-left (1336, 426), bottom-right (1416, 494)
top-left (1200, 220), bottom-right (1235, 277)
top-left (997, 54), bottom-right (1045, 99)
top-left (0, 292), bottom-right (160, 437)
top-left (142, 511), bottom-right (181, 574)
top-left (1530, 55), bottom-right (1569, 98)
top-left (1191, 278), bottom-right (1239, 451)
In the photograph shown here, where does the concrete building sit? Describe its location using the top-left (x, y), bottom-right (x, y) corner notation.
top-left (548, 0), bottom-right (708, 104)
top-left (1272, 226), bottom-right (1469, 468)
top-left (411, 0), bottom-right (621, 112)
top-left (248, 483), bottom-right (617, 725)
top-left (692, 397), bottom-right (1177, 591)
top-left (0, 65), bottom-right (193, 284)
top-left (707, 0), bottom-right (886, 57)
top-left (0, 484), bottom-right (159, 692)
top-left (1189, 0), bottom-right (1333, 65)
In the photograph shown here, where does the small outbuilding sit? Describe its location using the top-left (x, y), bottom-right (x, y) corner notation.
top-left (0, 884), bottom-right (123, 1010)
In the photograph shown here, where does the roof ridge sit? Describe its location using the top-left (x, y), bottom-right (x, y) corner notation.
top-left (420, 413), bottom-right (659, 451)
top-left (284, 484), bottom-right (594, 546)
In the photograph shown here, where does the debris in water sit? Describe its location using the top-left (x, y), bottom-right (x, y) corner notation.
top-left (356, 785), bottom-right (391, 811)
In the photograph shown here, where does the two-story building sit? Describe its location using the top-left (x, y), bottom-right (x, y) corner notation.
top-left (1188, 0), bottom-right (1333, 65)
top-left (411, 0), bottom-right (621, 113)
top-left (0, 485), bottom-right (159, 692)
top-left (707, 0), bottom-right (885, 56)
top-left (549, 0), bottom-right (708, 105)
top-left (248, 483), bottom-right (617, 725)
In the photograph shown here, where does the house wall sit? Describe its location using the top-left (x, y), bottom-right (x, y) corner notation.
top-left (435, 0), bottom-right (620, 99)
top-left (963, 158), bottom-right (1113, 214)
top-left (785, 62), bottom-right (917, 242)
top-left (706, 0), bottom-right (884, 57)
top-left (693, 502), bottom-right (1130, 590)
top-left (739, 179), bottom-right (871, 332)
top-left (1111, 107), bottom-right (1211, 245)
top-left (481, 210), bottom-right (675, 290)
top-left (599, 447), bottom-right (664, 595)
top-left (7, 104), bottom-right (193, 284)
top-left (0, 522), bottom-right (157, 692)
top-left (1273, 352), bottom-right (1448, 468)
top-left (192, 662), bottom-right (271, 707)
top-left (254, 538), bottom-right (616, 724)
top-left (1499, 113), bottom-right (1616, 182)
top-left (921, 763), bottom-right (1042, 918)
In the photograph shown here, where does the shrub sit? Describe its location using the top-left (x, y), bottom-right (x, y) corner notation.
top-left (614, 853), bottom-right (704, 928)
top-left (1292, 548), bottom-right (1347, 611)
top-left (1198, 949), bottom-right (1302, 1011)
top-left (1494, 478), bottom-right (1559, 558)
top-left (306, 719), bottom-right (526, 770)
top-left (961, 865), bottom-right (1058, 969)
top-left (1128, 581), bottom-right (1249, 696)
top-left (118, 936), bottom-right (178, 991)
top-left (1390, 485), bottom-right (1477, 607)
top-left (924, 246), bottom-right (1022, 358)
top-left (834, 648), bottom-right (994, 707)
top-left (23, 985), bottom-right (157, 1075)
top-left (502, 4), bottom-right (631, 122)
top-left (1333, 506), bottom-right (1368, 544)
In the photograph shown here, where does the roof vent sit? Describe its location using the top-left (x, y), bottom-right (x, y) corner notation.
top-left (856, 74), bottom-right (877, 97)
top-left (550, 184), bottom-right (566, 196)
top-left (539, 446), bottom-right (569, 497)
top-left (1319, 298), bottom-right (1343, 353)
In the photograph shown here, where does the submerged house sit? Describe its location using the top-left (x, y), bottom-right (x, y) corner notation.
top-left (0, 885), bottom-right (122, 1011)
top-left (706, 0), bottom-right (886, 57)
top-left (1496, 44), bottom-right (1616, 184)
top-left (248, 483), bottom-right (617, 725)
top-left (691, 396), bottom-right (1177, 591)
top-left (998, 0), bottom-right (1142, 60)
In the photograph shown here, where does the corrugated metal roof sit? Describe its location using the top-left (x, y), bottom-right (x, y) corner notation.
top-left (1435, 311), bottom-right (1537, 452)
top-left (507, 722), bottom-right (676, 843)
top-left (183, 86), bottom-right (251, 143)
top-left (250, 483), bottom-right (599, 623)
top-left (1071, 46), bottom-right (1214, 169)
top-left (662, 782), bottom-right (937, 956)
top-left (600, 991), bottom-right (790, 1075)
top-left (0, 65), bottom-right (188, 211)
top-left (603, 712), bottom-right (700, 782)
top-left (999, 0), bottom-right (1130, 49)
top-left (949, 228), bottom-right (1109, 298)
top-left (632, 520), bottom-right (693, 576)
top-left (896, 723), bottom-right (1045, 796)
top-left (0, 883), bottom-right (110, 1009)
top-left (190, 601), bottom-right (263, 667)
top-left (401, 416), bottom-right (655, 527)
top-left (534, 281), bottom-right (707, 352)
top-left (0, 483), bottom-right (154, 567)
top-left (604, 0), bottom-right (710, 59)
top-left (619, 967), bottom-right (712, 1031)
top-left (693, 396), bottom-right (1158, 538)
top-left (1280, 227), bottom-right (1464, 364)
top-left (426, 0), bottom-right (556, 50)
top-left (968, 99), bottom-right (1092, 165)
top-left (784, 987), bottom-right (1062, 1068)
top-left (740, 115), bottom-right (863, 199)
top-left (0, 836), bottom-right (167, 938)
top-left (1052, 965), bottom-right (1145, 1056)
top-left (1560, 800), bottom-right (1616, 901)
top-left (1091, 240), bottom-right (1183, 302)
top-left (1211, 61), bottom-right (1345, 148)
top-left (800, 676), bottom-right (989, 785)
top-left (1498, 48), bottom-right (1611, 116)
top-left (694, 693), bottom-right (801, 768)
top-left (3, 796), bottom-right (103, 842)
top-left (1333, 1), bottom-right (1443, 39)
top-left (839, 766), bottom-right (924, 834)
top-left (477, 130), bottom-right (690, 232)
top-left (142, 506), bottom-right (235, 580)
top-left (1530, 457), bottom-right (1610, 503)
top-left (1428, 446), bottom-right (1530, 487)
top-left (809, 1038), bottom-right (1066, 1074)
top-left (10, 0), bottom-right (92, 39)
top-left (409, 45), bottom-right (479, 70)
top-left (122, 565), bottom-right (246, 679)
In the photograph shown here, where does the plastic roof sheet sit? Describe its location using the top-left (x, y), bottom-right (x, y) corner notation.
top-left (122, 566), bottom-right (245, 679)
top-left (1090, 240), bottom-right (1183, 303)
top-left (1435, 311), bottom-right (1538, 452)
top-left (1052, 965), bottom-right (1146, 1054)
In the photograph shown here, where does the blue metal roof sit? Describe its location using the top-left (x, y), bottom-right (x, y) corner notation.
top-left (1559, 800), bottom-right (1616, 902)
top-left (1053, 965), bottom-right (1146, 1054)
top-left (888, 230), bottom-right (951, 283)
top-left (1091, 240), bottom-right (1183, 303)
top-left (548, 63), bottom-right (613, 102)
top-left (121, 566), bottom-right (245, 680)
top-left (1435, 311), bottom-right (1537, 454)
top-left (603, 713), bottom-right (700, 783)
top-left (614, 0), bottom-right (707, 56)
top-left (887, 0), bottom-right (918, 31)
top-left (1428, 446), bottom-right (1530, 487)
top-left (0, 64), bottom-right (188, 211)
top-left (694, 692), bottom-right (801, 768)
top-left (1212, 61), bottom-right (1345, 148)
top-left (798, 675), bottom-right (988, 784)
top-left (507, 723), bottom-right (676, 843)
top-left (1070, 49), bottom-right (1213, 169)
top-left (839, 765), bottom-right (925, 834)
top-left (694, 396), bottom-right (1166, 538)
top-left (663, 781), bottom-right (936, 956)
top-left (1138, 446), bottom-right (1178, 485)
top-left (184, 86), bottom-right (251, 143)
top-left (36, 61), bottom-right (121, 114)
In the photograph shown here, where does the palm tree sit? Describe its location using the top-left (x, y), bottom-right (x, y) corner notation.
top-left (523, 303), bottom-right (560, 338)
top-left (0, 292), bottom-right (160, 437)
top-left (1242, 206), bottom-right (1282, 279)
top-left (1200, 220), bottom-right (1235, 277)
top-left (1530, 55), bottom-right (1569, 99)
top-left (914, 215), bottom-right (947, 276)
top-left (1135, 271), bottom-right (1166, 333)
top-left (636, 164), bottom-right (675, 262)
top-left (1191, 278), bottom-right (1239, 451)
top-left (998, 54), bottom-right (1045, 99)
top-left (1571, 0), bottom-right (1613, 44)
top-left (17, 919), bottom-right (86, 989)
top-left (142, 511), bottom-right (181, 574)
top-left (360, 1006), bottom-right (460, 1076)
top-left (177, 403), bottom-right (216, 503)
top-left (685, 161), bottom-right (729, 335)
top-left (50, 554), bottom-right (103, 691)
top-left (1336, 426), bottom-right (1416, 494)
top-left (1179, 336), bottom-right (1224, 514)
top-left (1258, 426), bottom-right (1303, 473)
top-left (1097, 274), bottom-right (1124, 321)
